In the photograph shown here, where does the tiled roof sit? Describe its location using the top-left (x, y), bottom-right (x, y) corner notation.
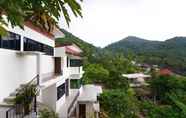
top-left (159, 68), bottom-right (173, 76)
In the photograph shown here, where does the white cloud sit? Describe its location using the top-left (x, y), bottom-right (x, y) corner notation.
top-left (59, 0), bottom-right (186, 47)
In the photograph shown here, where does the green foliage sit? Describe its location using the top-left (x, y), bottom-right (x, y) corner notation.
top-left (143, 73), bottom-right (186, 118)
top-left (99, 90), bottom-right (139, 118)
top-left (140, 100), bottom-right (183, 118)
top-left (150, 75), bottom-right (186, 103)
top-left (70, 79), bottom-right (81, 89)
top-left (55, 30), bottom-right (186, 118)
top-left (56, 29), bottom-right (98, 64)
top-left (105, 36), bottom-right (186, 75)
top-left (14, 84), bottom-right (38, 115)
top-left (14, 84), bottom-right (37, 105)
top-left (39, 108), bottom-right (59, 118)
top-left (82, 64), bottom-right (109, 84)
top-left (0, 0), bottom-right (83, 35)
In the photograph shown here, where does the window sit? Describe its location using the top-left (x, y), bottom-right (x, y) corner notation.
top-left (0, 32), bottom-right (21, 50)
top-left (67, 57), bottom-right (69, 67)
top-left (70, 79), bottom-right (82, 89)
top-left (24, 37), bottom-right (54, 56)
top-left (70, 59), bottom-right (83, 67)
top-left (57, 83), bottom-right (65, 100)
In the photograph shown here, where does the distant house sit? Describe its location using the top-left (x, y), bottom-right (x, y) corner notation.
top-left (123, 73), bottom-right (151, 87)
top-left (159, 68), bottom-right (173, 76)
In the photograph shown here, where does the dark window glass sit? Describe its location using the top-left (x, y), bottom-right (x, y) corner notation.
top-left (70, 59), bottom-right (83, 67)
top-left (57, 83), bottom-right (65, 100)
top-left (24, 37), bottom-right (54, 56)
top-left (0, 32), bottom-right (21, 50)
top-left (67, 57), bottom-right (69, 67)
top-left (70, 79), bottom-right (82, 89)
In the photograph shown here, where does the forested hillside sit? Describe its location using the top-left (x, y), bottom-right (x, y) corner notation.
top-left (55, 30), bottom-right (186, 118)
top-left (55, 29), bottom-right (100, 63)
top-left (105, 36), bottom-right (186, 75)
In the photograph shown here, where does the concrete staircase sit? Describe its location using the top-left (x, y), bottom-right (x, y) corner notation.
top-left (0, 84), bottom-right (27, 108)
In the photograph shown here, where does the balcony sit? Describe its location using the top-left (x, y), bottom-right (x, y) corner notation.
top-left (69, 67), bottom-right (84, 79)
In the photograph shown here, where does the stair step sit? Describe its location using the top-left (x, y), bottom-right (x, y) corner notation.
top-left (9, 91), bottom-right (18, 96)
top-left (20, 84), bottom-right (28, 88)
top-left (4, 96), bottom-right (16, 104)
top-left (0, 102), bottom-right (14, 107)
top-left (15, 87), bottom-right (23, 92)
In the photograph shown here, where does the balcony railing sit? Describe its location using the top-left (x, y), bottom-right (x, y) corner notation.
top-left (69, 67), bottom-right (83, 75)
top-left (67, 91), bottom-right (80, 115)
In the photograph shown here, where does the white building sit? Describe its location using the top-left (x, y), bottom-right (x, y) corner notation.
top-left (0, 21), bottom-right (102, 118)
top-left (123, 73), bottom-right (151, 87)
top-left (54, 44), bottom-right (102, 118)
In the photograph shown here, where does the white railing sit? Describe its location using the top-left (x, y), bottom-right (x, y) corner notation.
top-left (69, 67), bottom-right (83, 75)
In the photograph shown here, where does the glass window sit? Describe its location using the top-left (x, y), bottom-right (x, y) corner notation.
top-left (0, 32), bottom-right (21, 50)
top-left (70, 59), bottom-right (83, 67)
top-left (57, 83), bottom-right (65, 100)
top-left (70, 79), bottom-right (82, 89)
top-left (24, 37), bottom-right (54, 56)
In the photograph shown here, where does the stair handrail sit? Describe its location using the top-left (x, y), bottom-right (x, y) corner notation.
top-left (27, 74), bottom-right (39, 86)
top-left (6, 74), bottom-right (39, 118)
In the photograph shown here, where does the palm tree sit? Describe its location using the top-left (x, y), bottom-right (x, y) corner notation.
top-left (0, 0), bottom-right (83, 35)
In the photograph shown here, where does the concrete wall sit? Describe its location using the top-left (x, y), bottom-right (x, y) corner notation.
top-left (0, 20), bottom-right (55, 102)
top-left (40, 55), bottom-right (54, 80)
top-left (0, 107), bottom-right (9, 118)
top-left (55, 47), bottom-right (65, 57)
top-left (42, 84), bottom-right (57, 110)
top-left (0, 49), bottom-right (37, 102)
top-left (0, 49), bottom-right (55, 102)
top-left (86, 103), bottom-right (95, 118)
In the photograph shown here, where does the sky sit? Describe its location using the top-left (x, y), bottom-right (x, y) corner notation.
top-left (59, 0), bottom-right (186, 47)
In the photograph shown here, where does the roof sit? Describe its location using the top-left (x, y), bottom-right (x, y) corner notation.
top-left (159, 68), bottom-right (173, 76)
top-left (78, 85), bottom-right (102, 102)
top-left (122, 73), bottom-right (151, 79)
top-left (25, 21), bottom-right (64, 39)
top-left (56, 44), bottom-right (83, 56)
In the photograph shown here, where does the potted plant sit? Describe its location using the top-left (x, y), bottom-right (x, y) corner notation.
top-left (14, 84), bottom-right (38, 115)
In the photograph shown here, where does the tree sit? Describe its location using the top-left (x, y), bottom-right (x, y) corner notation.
top-left (82, 64), bottom-right (109, 84)
top-left (99, 90), bottom-right (139, 118)
top-left (150, 75), bottom-right (186, 103)
top-left (0, 0), bottom-right (83, 35)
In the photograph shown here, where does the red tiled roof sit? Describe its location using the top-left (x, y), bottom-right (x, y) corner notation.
top-left (56, 43), bottom-right (82, 56)
top-left (25, 21), bottom-right (55, 39)
top-left (65, 46), bottom-right (81, 56)
top-left (159, 68), bottom-right (173, 76)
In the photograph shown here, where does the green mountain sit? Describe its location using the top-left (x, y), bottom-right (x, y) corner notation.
top-left (55, 29), bottom-right (100, 63)
top-left (105, 36), bottom-right (186, 75)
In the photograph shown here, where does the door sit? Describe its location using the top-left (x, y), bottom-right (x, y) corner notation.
top-left (55, 57), bottom-right (61, 75)
top-left (79, 104), bottom-right (86, 118)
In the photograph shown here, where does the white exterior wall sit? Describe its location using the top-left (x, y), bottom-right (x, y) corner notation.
top-left (40, 55), bottom-right (54, 79)
top-left (6, 23), bottom-right (54, 47)
top-left (42, 84), bottom-right (57, 110)
top-left (0, 24), bottom-right (55, 102)
top-left (0, 49), bottom-right (37, 102)
top-left (62, 56), bottom-right (71, 78)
